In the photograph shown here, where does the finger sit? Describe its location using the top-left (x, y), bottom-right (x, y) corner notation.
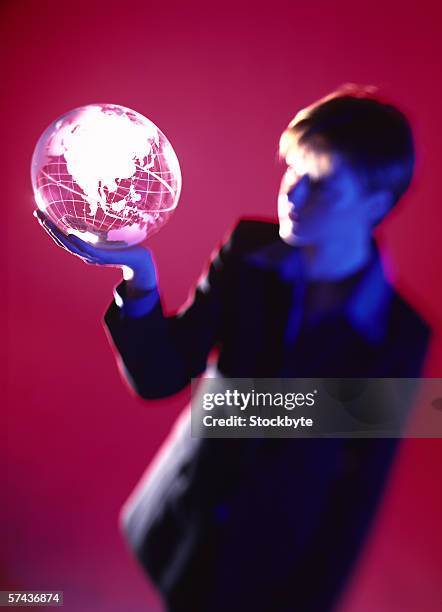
top-left (36, 216), bottom-right (70, 250)
top-left (34, 211), bottom-right (104, 264)
top-left (34, 210), bottom-right (73, 244)
top-left (37, 218), bottom-right (90, 258)
top-left (38, 218), bottom-right (70, 247)
top-left (34, 209), bottom-right (62, 235)
top-left (34, 210), bottom-right (128, 265)
top-left (67, 233), bottom-right (124, 265)
top-left (39, 225), bottom-right (98, 264)
top-left (67, 232), bottom-right (101, 254)
top-left (34, 209), bottom-right (46, 222)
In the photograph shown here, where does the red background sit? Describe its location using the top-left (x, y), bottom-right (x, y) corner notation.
top-left (3, 1), bottom-right (442, 610)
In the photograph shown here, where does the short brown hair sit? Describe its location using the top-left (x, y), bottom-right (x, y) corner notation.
top-left (280, 85), bottom-right (415, 206)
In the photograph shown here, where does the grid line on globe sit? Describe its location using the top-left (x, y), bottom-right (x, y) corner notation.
top-left (32, 104), bottom-right (182, 248)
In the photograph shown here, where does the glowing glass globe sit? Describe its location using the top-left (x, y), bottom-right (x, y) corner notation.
top-left (31, 104), bottom-right (181, 248)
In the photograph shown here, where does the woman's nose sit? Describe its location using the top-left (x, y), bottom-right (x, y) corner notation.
top-left (287, 174), bottom-right (310, 211)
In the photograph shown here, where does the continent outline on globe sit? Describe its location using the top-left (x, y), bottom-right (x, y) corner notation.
top-left (31, 103), bottom-right (182, 248)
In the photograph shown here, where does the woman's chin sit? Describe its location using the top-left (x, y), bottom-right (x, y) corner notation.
top-left (279, 219), bottom-right (313, 246)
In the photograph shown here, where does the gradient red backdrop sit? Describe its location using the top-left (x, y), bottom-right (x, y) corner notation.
top-left (3, 1), bottom-right (442, 610)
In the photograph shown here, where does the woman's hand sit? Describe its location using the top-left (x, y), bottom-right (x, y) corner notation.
top-left (34, 210), bottom-right (158, 293)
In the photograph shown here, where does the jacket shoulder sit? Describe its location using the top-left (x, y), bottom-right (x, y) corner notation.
top-left (387, 292), bottom-right (432, 375)
top-left (390, 293), bottom-right (431, 340)
top-left (228, 218), bottom-right (280, 254)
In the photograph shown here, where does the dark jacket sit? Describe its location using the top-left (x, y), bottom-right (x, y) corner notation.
top-left (104, 220), bottom-right (430, 612)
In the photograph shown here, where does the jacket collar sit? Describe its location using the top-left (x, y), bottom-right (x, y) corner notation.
top-left (343, 245), bottom-right (392, 343)
top-left (246, 238), bottom-right (392, 344)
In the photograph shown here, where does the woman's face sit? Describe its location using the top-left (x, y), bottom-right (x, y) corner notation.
top-left (278, 142), bottom-right (376, 246)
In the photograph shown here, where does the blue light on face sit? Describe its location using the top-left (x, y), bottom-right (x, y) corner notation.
top-left (287, 174), bottom-right (313, 211)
